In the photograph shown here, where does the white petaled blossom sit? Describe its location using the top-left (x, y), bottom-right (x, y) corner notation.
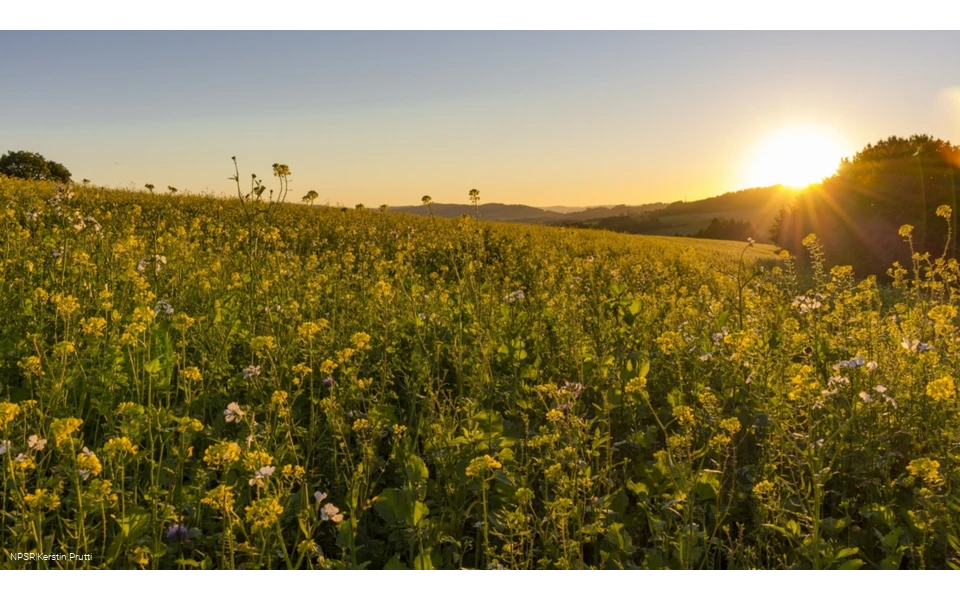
top-left (858, 391), bottom-right (873, 403)
top-left (822, 375), bottom-right (850, 397)
top-left (0, 440), bottom-right (10, 455)
top-left (874, 385), bottom-right (888, 394)
top-left (154, 254), bottom-right (167, 273)
top-left (747, 237), bottom-right (755, 246)
top-left (28, 435), bottom-right (47, 451)
top-left (137, 257), bottom-right (149, 272)
top-left (154, 300), bottom-right (174, 316)
top-left (224, 402), bottom-right (244, 423)
top-left (836, 355), bottom-right (865, 369)
top-left (901, 338), bottom-right (933, 353)
top-left (320, 502), bottom-right (344, 523)
top-left (866, 361), bottom-right (878, 371)
top-left (314, 491), bottom-right (328, 504)
top-left (503, 290), bottom-right (526, 303)
top-left (791, 294), bottom-right (824, 314)
top-left (249, 465), bottom-right (276, 487)
top-left (242, 365), bottom-right (261, 380)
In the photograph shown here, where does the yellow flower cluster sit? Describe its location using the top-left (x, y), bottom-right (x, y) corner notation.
top-left (926, 376), bottom-right (955, 402)
top-left (466, 455), bottom-right (502, 478)
top-left (103, 436), bottom-right (138, 458)
top-left (246, 496), bottom-right (284, 533)
top-left (0, 401), bottom-right (20, 430)
top-left (203, 441), bottom-right (241, 468)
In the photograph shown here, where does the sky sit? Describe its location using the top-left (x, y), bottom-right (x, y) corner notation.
top-left (2, 31), bottom-right (959, 207)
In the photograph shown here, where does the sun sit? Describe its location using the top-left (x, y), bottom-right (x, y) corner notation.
top-left (744, 125), bottom-right (846, 189)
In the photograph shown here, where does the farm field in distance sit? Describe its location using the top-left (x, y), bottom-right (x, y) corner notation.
top-left (1, 175), bottom-right (959, 570)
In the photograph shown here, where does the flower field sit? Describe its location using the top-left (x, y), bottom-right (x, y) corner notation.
top-left (1, 176), bottom-right (959, 569)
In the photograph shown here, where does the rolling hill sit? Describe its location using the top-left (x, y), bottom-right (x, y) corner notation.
top-left (389, 185), bottom-right (795, 240)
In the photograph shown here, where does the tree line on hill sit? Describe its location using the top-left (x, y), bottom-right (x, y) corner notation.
top-left (771, 135), bottom-right (960, 277)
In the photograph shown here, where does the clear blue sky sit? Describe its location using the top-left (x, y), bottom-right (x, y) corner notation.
top-left (2, 32), bottom-right (959, 206)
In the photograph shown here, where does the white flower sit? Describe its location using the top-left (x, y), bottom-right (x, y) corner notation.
top-left (858, 391), bottom-right (873, 403)
top-left (0, 440), bottom-right (10, 455)
top-left (836, 355), bottom-right (865, 369)
top-left (224, 402), bottom-right (244, 423)
top-left (866, 361), bottom-right (878, 371)
top-left (28, 435), bottom-right (47, 451)
top-left (791, 295), bottom-right (822, 314)
top-left (901, 338), bottom-right (933, 353)
top-left (248, 465), bottom-right (276, 487)
top-left (320, 502), bottom-right (344, 523)
top-left (137, 257), bottom-right (148, 272)
top-left (747, 237), bottom-right (755, 246)
top-left (242, 365), bottom-right (261, 380)
top-left (314, 491), bottom-right (328, 504)
top-left (503, 290), bottom-right (526, 303)
top-left (874, 385), bottom-right (888, 394)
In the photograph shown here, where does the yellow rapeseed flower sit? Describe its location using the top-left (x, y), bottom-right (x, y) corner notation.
top-left (246, 496), bottom-right (284, 533)
top-left (103, 436), bottom-right (138, 458)
top-left (907, 458), bottom-right (942, 486)
top-left (201, 484), bottom-right (235, 513)
top-left (203, 441), bottom-right (241, 469)
top-left (24, 488), bottom-right (61, 512)
top-left (466, 455), bottom-right (502, 478)
top-left (50, 417), bottom-right (83, 447)
top-left (926, 376), bottom-right (955, 402)
top-left (0, 401), bottom-right (20, 430)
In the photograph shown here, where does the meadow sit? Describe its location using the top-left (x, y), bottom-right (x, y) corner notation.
top-left (1, 174), bottom-right (959, 569)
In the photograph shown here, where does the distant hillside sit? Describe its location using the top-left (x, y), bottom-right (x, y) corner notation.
top-left (390, 203), bottom-right (565, 221)
top-left (390, 201), bottom-right (666, 223)
top-left (565, 185), bottom-right (796, 239)
top-left (388, 186), bottom-right (794, 242)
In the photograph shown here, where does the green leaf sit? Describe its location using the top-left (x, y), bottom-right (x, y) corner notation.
top-left (413, 549), bottom-right (434, 570)
top-left (716, 309), bottom-right (730, 329)
top-left (838, 558), bottom-right (864, 570)
top-left (835, 547), bottom-right (860, 560)
top-left (693, 470), bottom-right (721, 501)
top-left (786, 519), bottom-right (801, 537)
top-left (412, 501), bottom-right (430, 527)
top-left (404, 453), bottom-right (429, 486)
top-left (881, 554), bottom-right (903, 570)
top-left (174, 558), bottom-right (202, 568)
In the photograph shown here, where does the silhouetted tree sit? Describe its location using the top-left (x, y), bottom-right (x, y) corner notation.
top-left (773, 135), bottom-right (960, 277)
top-left (692, 217), bottom-right (756, 241)
top-left (0, 150), bottom-right (72, 183)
